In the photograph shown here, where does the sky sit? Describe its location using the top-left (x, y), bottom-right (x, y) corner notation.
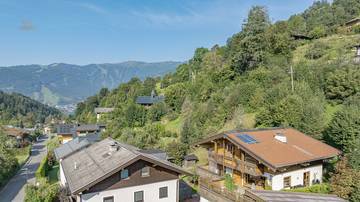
top-left (0, 0), bottom-right (316, 66)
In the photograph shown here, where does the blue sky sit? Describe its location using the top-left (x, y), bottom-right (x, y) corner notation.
top-left (0, 0), bottom-right (316, 66)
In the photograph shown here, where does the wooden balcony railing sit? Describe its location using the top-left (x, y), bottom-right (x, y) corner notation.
top-left (209, 151), bottom-right (263, 177)
top-left (199, 177), bottom-right (244, 202)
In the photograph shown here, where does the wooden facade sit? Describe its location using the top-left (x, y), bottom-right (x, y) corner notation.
top-left (199, 138), bottom-right (265, 191)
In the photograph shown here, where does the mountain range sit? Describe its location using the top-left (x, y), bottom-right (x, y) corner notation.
top-left (0, 61), bottom-right (180, 106)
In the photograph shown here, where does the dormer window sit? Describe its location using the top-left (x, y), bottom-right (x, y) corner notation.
top-left (141, 166), bottom-right (150, 177)
top-left (121, 169), bottom-right (129, 179)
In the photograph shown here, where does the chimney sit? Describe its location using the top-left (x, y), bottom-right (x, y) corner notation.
top-left (274, 133), bottom-right (287, 143)
top-left (109, 142), bottom-right (120, 152)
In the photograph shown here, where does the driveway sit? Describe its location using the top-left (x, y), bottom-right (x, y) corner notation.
top-left (0, 135), bottom-right (48, 202)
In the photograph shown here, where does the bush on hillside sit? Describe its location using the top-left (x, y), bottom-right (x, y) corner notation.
top-left (305, 41), bottom-right (329, 59)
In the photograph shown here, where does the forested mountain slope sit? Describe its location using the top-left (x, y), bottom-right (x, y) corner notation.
top-left (0, 91), bottom-right (61, 127)
top-left (75, 1), bottom-right (360, 200)
top-left (0, 61), bottom-right (180, 106)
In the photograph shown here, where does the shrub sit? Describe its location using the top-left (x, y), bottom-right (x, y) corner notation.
top-left (285, 183), bottom-right (330, 194)
top-left (25, 179), bottom-right (59, 202)
top-left (224, 174), bottom-right (235, 191)
top-left (35, 156), bottom-right (48, 179)
top-left (305, 41), bottom-right (329, 60)
top-left (352, 25), bottom-right (360, 34)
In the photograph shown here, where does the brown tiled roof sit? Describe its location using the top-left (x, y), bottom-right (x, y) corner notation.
top-left (196, 128), bottom-right (341, 170)
top-left (3, 127), bottom-right (29, 138)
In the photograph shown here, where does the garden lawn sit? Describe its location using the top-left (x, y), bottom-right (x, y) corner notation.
top-left (15, 145), bottom-right (31, 165)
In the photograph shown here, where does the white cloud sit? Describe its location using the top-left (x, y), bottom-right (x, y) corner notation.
top-left (20, 20), bottom-right (35, 31)
top-left (130, 1), bottom-right (245, 28)
top-left (74, 2), bottom-right (109, 15)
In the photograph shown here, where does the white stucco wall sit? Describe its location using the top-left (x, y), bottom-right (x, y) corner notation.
top-left (200, 196), bottom-right (210, 202)
top-left (59, 163), bottom-right (67, 187)
top-left (80, 179), bottom-right (179, 202)
top-left (271, 164), bottom-right (323, 191)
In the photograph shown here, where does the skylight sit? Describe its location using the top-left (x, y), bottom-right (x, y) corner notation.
top-left (236, 134), bottom-right (258, 144)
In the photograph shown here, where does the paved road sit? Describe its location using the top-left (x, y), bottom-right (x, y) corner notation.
top-left (0, 135), bottom-right (48, 202)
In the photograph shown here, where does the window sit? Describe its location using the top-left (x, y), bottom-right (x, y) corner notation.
top-left (134, 191), bottom-right (144, 202)
top-left (141, 166), bottom-right (150, 177)
top-left (159, 186), bottom-right (168, 199)
top-left (121, 169), bottom-right (129, 179)
top-left (283, 176), bottom-right (291, 188)
top-left (103, 196), bottom-right (114, 202)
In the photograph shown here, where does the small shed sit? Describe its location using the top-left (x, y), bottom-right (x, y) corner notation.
top-left (94, 107), bottom-right (114, 121)
top-left (346, 17), bottom-right (360, 27)
top-left (3, 127), bottom-right (31, 147)
top-left (136, 90), bottom-right (165, 106)
top-left (183, 154), bottom-right (199, 168)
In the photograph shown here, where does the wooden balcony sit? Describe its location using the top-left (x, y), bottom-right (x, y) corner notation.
top-left (209, 151), bottom-right (263, 177)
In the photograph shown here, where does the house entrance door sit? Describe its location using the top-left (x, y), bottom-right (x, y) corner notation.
top-left (303, 172), bottom-right (310, 187)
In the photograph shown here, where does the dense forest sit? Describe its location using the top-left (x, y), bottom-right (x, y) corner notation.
top-left (75, 0), bottom-right (360, 200)
top-left (0, 91), bottom-right (61, 127)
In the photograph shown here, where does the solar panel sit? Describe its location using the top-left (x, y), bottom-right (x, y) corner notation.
top-left (236, 134), bottom-right (258, 144)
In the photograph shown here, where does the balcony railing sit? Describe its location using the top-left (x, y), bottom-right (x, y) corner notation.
top-left (199, 175), bottom-right (244, 202)
top-left (209, 151), bottom-right (263, 176)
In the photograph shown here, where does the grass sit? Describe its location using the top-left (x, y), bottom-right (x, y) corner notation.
top-left (292, 34), bottom-right (360, 65)
top-left (192, 147), bottom-right (208, 166)
top-left (47, 164), bottom-right (59, 184)
top-left (164, 116), bottom-right (183, 135)
top-left (324, 104), bottom-right (342, 125)
top-left (15, 145), bottom-right (31, 165)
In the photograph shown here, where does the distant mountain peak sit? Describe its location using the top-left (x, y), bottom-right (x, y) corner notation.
top-left (0, 61), bottom-right (181, 106)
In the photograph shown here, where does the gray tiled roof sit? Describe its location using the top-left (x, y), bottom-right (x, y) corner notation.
top-left (248, 190), bottom-right (347, 202)
top-left (139, 149), bottom-right (168, 160)
top-left (135, 95), bottom-right (164, 105)
top-left (94, 107), bottom-right (115, 114)
top-left (54, 133), bottom-right (100, 160)
top-left (57, 124), bottom-right (75, 135)
top-left (76, 124), bottom-right (100, 132)
top-left (61, 138), bottom-right (189, 194)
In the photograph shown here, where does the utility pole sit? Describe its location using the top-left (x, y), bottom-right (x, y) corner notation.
top-left (289, 65), bottom-right (294, 92)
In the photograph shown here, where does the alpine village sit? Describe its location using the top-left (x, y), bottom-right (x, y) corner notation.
top-left (0, 1), bottom-right (360, 202)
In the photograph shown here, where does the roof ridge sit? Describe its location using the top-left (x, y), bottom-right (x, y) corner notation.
top-left (223, 127), bottom-right (287, 135)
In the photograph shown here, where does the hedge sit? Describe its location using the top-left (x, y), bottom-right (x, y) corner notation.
top-left (35, 156), bottom-right (48, 179)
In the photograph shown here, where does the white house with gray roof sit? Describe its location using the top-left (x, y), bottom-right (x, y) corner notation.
top-left (59, 138), bottom-right (190, 202)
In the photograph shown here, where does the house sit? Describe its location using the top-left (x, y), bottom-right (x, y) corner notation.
top-left (244, 189), bottom-right (346, 202)
top-left (183, 154), bottom-right (199, 168)
top-left (3, 127), bottom-right (31, 147)
top-left (345, 17), bottom-right (360, 28)
top-left (76, 124), bottom-right (101, 136)
top-left (44, 125), bottom-right (52, 134)
top-left (57, 124), bottom-right (76, 144)
top-left (95, 108), bottom-right (115, 122)
top-left (54, 133), bottom-right (100, 161)
top-left (59, 138), bottom-right (190, 202)
top-left (136, 90), bottom-right (165, 107)
top-left (194, 128), bottom-right (340, 201)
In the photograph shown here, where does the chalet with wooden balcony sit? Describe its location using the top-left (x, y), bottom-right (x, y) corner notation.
top-left (194, 128), bottom-right (340, 201)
